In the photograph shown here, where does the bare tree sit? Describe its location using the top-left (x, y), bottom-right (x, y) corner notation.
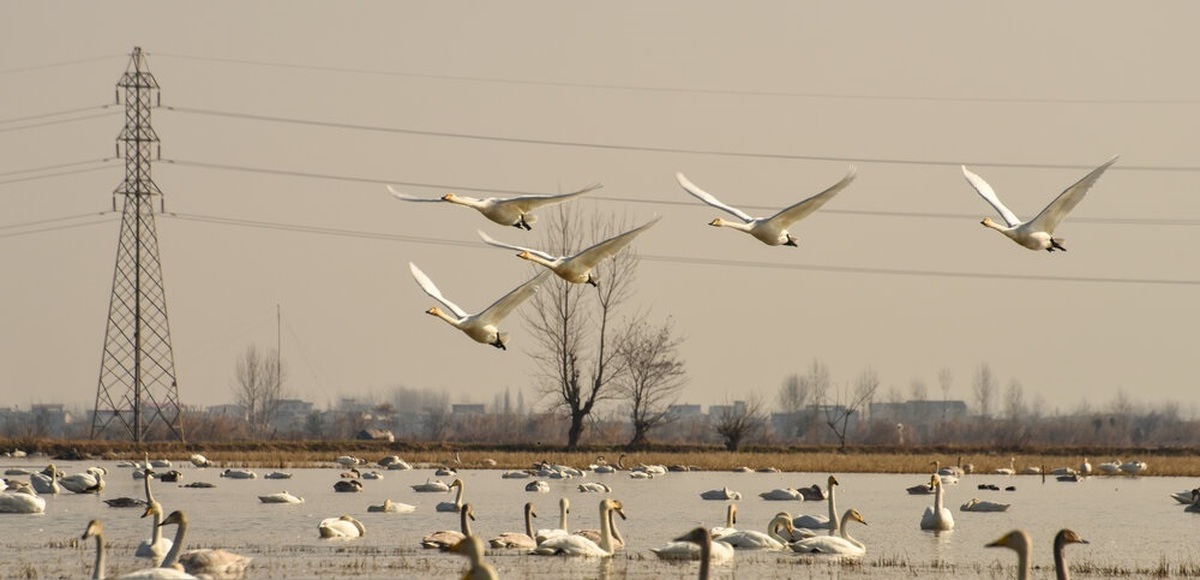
top-left (776, 374), bottom-right (810, 439)
top-left (232, 344), bottom-right (285, 436)
top-left (973, 362), bottom-right (995, 419)
top-left (938, 368), bottom-right (953, 400)
top-left (713, 396), bottom-right (766, 451)
top-left (527, 206), bottom-right (638, 449)
top-left (614, 317), bottom-right (687, 449)
top-left (822, 367), bottom-right (880, 451)
top-left (798, 360), bottom-right (832, 443)
top-left (910, 378), bottom-right (928, 401)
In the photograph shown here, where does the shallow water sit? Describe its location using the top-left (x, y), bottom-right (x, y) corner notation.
top-left (2, 458), bottom-right (1197, 579)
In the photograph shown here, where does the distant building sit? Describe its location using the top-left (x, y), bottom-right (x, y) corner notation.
top-left (869, 400), bottom-right (968, 425)
top-left (270, 399), bottom-right (315, 433)
top-left (452, 404), bottom-right (486, 415)
top-left (666, 404), bottom-right (702, 420)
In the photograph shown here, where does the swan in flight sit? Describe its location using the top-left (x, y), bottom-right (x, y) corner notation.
top-left (449, 535), bottom-right (499, 580)
top-left (136, 475), bottom-right (175, 566)
top-left (488, 502), bottom-right (538, 549)
top-left (258, 491), bottom-right (305, 504)
top-left (920, 474), bottom-right (955, 531)
top-left (318, 515), bottom-right (366, 539)
top-left (535, 497), bottom-right (571, 544)
top-left (675, 167), bottom-right (857, 247)
top-left (790, 509), bottom-right (869, 556)
top-left (986, 528), bottom-right (1089, 580)
top-left (962, 156), bottom-right (1118, 252)
top-left (368, 498), bottom-right (416, 513)
top-left (793, 475), bottom-right (840, 532)
top-left (436, 479), bottom-right (466, 512)
top-left (533, 499), bottom-right (625, 557)
top-left (961, 497), bottom-right (1010, 512)
top-left (699, 487), bottom-right (742, 501)
top-left (422, 504), bottom-right (475, 550)
top-left (409, 262), bottom-right (550, 350)
top-left (713, 512), bottom-right (794, 550)
top-left (477, 216), bottom-right (660, 287)
top-left (388, 182), bottom-right (602, 230)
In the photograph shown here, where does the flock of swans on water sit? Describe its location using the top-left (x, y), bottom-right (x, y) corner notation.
top-left (392, 156), bottom-right (1119, 350)
top-left (3, 450), bottom-right (1190, 580)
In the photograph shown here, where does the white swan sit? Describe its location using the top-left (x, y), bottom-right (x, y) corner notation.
top-left (0, 485), bottom-right (45, 513)
top-left (436, 479), bottom-right (466, 512)
top-left (578, 482), bottom-right (611, 493)
top-left (318, 514), bottom-right (366, 539)
top-left (759, 487), bottom-right (803, 501)
top-left (29, 464), bottom-right (60, 495)
top-left (411, 478), bottom-right (450, 492)
top-left (488, 502), bottom-right (538, 549)
top-left (920, 474), bottom-right (955, 531)
top-left (188, 454), bottom-right (211, 468)
top-left (156, 510), bottom-right (251, 580)
top-left (477, 216), bottom-right (660, 287)
top-left (136, 475), bottom-right (175, 566)
top-left (1096, 459), bottom-right (1122, 475)
top-left (960, 497), bottom-right (1010, 512)
top-left (422, 504), bottom-right (475, 549)
top-left (81, 519), bottom-right (197, 579)
top-left (793, 475), bottom-right (839, 532)
top-left (676, 167), bottom-right (856, 247)
top-left (449, 535), bottom-right (499, 580)
top-left (699, 487), bottom-right (742, 501)
top-left (993, 456), bottom-right (1016, 476)
top-left (388, 182), bottom-right (602, 230)
top-left (525, 480), bottom-right (550, 493)
top-left (962, 156), bottom-right (1118, 252)
top-left (535, 497), bottom-right (571, 544)
top-left (368, 498), bottom-right (416, 513)
top-left (263, 471), bottom-right (292, 480)
top-left (257, 491), bottom-right (304, 504)
top-left (62, 467), bottom-right (106, 494)
top-left (710, 504), bottom-right (739, 539)
top-left (714, 512), bottom-right (794, 550)
top-left (1119, 460), bottom-right (1148, 475)
top-left (573, 504), bottom-right (626, 550)
top-left (533, 498), bottom-right (625, 557)
top-left (409, 262), bottom-right (549, 350)
top-left (790, 509), bottom-right (869, 555)
top-left (218, 469), bottom-right (256, 480)
top-left (669, 527), bottom-right (732, 579)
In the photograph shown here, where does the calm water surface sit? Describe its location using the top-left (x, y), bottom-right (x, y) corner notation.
top-left (2, 458), bottom-right (1197, 579)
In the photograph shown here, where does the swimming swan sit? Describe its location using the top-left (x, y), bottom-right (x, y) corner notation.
top-left (436, 479), bottom-right (466, 512)
top-left (257, 491), bottom-right (305, 504)
top-left (409, 262), bottom-right (550, 350)
top-left (652, 526), bottom-right (734, 563)
top-left (136, 474), bottom-right (175, 566)
top-left (422, 503), bottom-right (475, 550)
top-left (82, 519), bottom-right (197, 579)
top-left (318, 515), bottom-right (366, 539)
top-left (793, 475), bottom-right (839, 532)
top-left (535, 497), bottom-right (571, 544)
top-left (573, 505), bottom-right (625, 550)
top-left (960, 497), bottom-right (1010, 512)
top-left (155, 510), bottom-right (251, 579)
top-left (670, 527), bottom-right (731, 579)
top-left (962, 156), bottom-right (1118, 252)
top-left (448, 535), bottom-right (499, 580)
top-left (710, 504), bottom-right (738, 539)
top-left (388, 183), bottom-right (602, 230)
top-left (986, 528), bottom-right (1088, 580)
top-left (920, 474), bottom-right (955, 531)
top-left (533, 498), bottom-right (625, 557)
top-left (368, 498), bottom-right (416, 513)
top-left (0, 485), bottom-right (45, 513)
top-left (29, 464), bottom-right (60, 495)
top-left (488, 502), bottom-right (538, 549)
top-left (676, 168), bottom-right (856, 247)
top-left (790, 509), bottom-right (869, 556)
top-left (699, 487), bottom-right (742, 501)
top-left (714, 512), bottom-right (794, 550)
top-left (759, 487), bottom-right (803, 501)
top-left (477, 216), bottom-right (660, 287)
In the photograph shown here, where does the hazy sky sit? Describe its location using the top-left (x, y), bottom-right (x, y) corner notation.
top-left (3, 2), bottom-right (1198, 418)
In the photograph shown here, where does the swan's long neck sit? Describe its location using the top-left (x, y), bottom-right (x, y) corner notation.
top-left (828, 483), bottom-right (839, 533)
top-left (160, 519), bottom-right (187, 568)
top-left (1016, 539), bottom-right (1031, 580)
top-left (559, 500), bottom-right (569, 532)
top-left (838, 510), bottom-right (864, 550)
top-left (428, 308), bottom-right (462, 328)
top-left (607, 508), bottom-right (623, 547)
top-left (519, 252), bottom-right (557, 269)
top-left (524, 505), bottom-right (535, 538)
top-left (711, 218), bottom-right (752, 233)
top-left (767, 515), bottom-right (790, 544)
top-left (697, 531), bottom-right (713, 580)
top-left (91, 530), bottom-right (105, 580)
top-left (597, 503), bottom-right (613, 554)
top-left (150, 506), bottom-right (163, 545)
top-left (933, 479), bottom-right (944, 513)
top-left (460, 508), bottom-right (473, 536)
top-left (453, 482), bottom-right (465, 505)
top-left (725, 505), bottom-right (735, 529)
top-left (1053, 535), bottom-right (1070, 580)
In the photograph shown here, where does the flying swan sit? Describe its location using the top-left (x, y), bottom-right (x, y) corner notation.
top-left (409, 262), bottom-right (549, 350)
top-left (962, 156), bottom-right (1118, 252)
top-left (387, 183), bottom-right (602, 230)
top-left (675, 167), bottom-right (856, 247)
top-left (477, 216), bottom-right (660, 287)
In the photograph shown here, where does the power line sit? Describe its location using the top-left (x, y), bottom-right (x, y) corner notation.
top-left (0, 159), bottom-right (114, 179)
top-left (161, 158), bottom-right (1200, 227)
top-left (0, 211), bottom-right (115, 231)
top-left (159, 211), bottom-right (1200, 287)
top-left (0, 54), bottom-right (126, 76)
top-left (0, 163), bottom-right (118, 187)
top-left (0, 216), bottom-right (116, 239)
top-left (148, 52), bottom-right (1200, 106)
top-left (162, 106), bottom-right (1199, 173)
top-left (0, 104), bottom-right (115, 125)
top-left (0, 110), bottom-right (120, 134)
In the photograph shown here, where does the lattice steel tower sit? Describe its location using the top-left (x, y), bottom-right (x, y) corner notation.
top-left (91, 47), bottom-right (184, 441)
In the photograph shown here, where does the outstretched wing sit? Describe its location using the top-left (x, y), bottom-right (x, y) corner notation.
top-left (505, 183), bottom-right (603, 213)
top-left (387, 186), bottom-right (444, 202)
top-left (1028, 155), bottom-right (1118, 235)
top-left (476, 270), bottom-right (551, 326)
top-left (571, 216), bottom-right (662, 269)
top-left (766, 167), bottom-right (857, 227)
top-left (961, 166), bottom-right (1022, 227)
top-left (477, 231), bottom-right (558, 262)
top-left (408, 262), bottom-right (467, 319)
top-left (675, 172), bottom-right (755, 223)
